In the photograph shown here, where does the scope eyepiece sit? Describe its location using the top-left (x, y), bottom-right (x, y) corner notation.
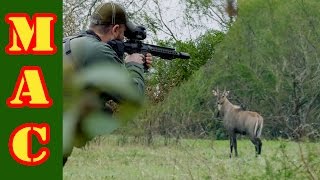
top-left (124, 22), bottom-right (146, 40)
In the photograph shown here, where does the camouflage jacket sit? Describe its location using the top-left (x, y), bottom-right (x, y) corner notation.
top-left (63, 30), bottom-right (145, 102)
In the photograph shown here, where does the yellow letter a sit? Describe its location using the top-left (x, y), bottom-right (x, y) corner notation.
top-left (7, 66), bottom-right (53, 108)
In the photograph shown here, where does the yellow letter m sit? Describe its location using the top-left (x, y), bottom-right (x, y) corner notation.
top-left (5, 13), bottom-right (57, 55)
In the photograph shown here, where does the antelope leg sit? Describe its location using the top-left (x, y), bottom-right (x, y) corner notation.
top-left (257, 138), bottom-right (262, 155)
top-left (232, 134), bottom-right (238, 157)
top-left (250, 138), bottom-right (259, 156)
top-left (229, 136), bottom-right (233, 158)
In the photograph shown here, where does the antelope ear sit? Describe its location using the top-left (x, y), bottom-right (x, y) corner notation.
top-left (212, 90), bottom-right (218, 96)
top-left (225, 91), bottom-right (230, 96)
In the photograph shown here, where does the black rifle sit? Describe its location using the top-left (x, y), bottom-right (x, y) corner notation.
top-left (107, 23), bottom-right (190, 61)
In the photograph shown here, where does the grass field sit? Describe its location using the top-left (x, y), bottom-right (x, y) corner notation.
top-left (63, 135), bottom-right (320, 180)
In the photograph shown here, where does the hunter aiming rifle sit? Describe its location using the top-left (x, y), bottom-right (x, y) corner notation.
top-left (107, 22), bottom-right (190, 62)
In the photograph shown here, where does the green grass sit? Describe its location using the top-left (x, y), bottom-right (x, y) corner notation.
top-left (63, 136), bottom-right (320, 180)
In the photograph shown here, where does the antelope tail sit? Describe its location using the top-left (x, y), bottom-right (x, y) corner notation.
top-left (254, 118), bottom-right (263, 138)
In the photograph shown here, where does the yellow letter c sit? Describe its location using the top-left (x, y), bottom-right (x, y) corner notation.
top-left (8, 123), bottom-right (50, 166)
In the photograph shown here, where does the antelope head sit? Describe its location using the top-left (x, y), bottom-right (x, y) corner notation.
top-left (212, 88), bottom-right (229, 112)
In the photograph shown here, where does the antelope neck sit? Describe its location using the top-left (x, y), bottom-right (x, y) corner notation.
top-left (221, 98), bottom-right (233, 112)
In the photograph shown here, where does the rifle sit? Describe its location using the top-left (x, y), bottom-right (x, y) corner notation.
top-left (107, 23), bottom-right (190, 62)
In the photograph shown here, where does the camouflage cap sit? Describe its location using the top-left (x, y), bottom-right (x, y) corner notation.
top-left (91, 2), bottom-right (128, 26)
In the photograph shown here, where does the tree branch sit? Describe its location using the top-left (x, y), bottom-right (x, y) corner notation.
top-left (153, 0), bottom-right (178, 41)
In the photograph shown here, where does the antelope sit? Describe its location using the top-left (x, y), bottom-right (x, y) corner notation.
top-left (212, 88), bottom-right (263, 157)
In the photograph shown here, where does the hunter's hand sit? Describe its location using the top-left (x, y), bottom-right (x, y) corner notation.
top-left (145, 53), bottom-right (153, 69)
top-left (125, 53), bottom-right (145, 64)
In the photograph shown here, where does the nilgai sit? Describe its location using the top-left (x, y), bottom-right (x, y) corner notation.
top-left (212, 89), bottom-right (263, 157)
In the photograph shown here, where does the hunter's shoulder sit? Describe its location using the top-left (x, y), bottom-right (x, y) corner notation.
top-left (71, 35), bottom-right (111, 51)
top-left (71, 35), bottom-right (120, 63)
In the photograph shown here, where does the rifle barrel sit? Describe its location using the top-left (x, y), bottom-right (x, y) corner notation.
top-left (146, 44), bottom-right (190, 60)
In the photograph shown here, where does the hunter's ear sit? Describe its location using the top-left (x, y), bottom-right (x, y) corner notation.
top-left (111, 24), bottom-right (120, 34)
top-left (212, 90), bottom-right (218, 96)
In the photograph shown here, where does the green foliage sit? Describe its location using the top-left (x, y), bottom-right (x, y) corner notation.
top-left (63, 63), bottom-right (144, 158)
top-left (146, 30), bottom-right (224, 103)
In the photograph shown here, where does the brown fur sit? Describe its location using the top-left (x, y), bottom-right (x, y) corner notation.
top-left (213, 89), bottom-right (263, 157)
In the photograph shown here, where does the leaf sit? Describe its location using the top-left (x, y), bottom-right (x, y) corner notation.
top-left (80, 111), bottom-right (120, 140)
